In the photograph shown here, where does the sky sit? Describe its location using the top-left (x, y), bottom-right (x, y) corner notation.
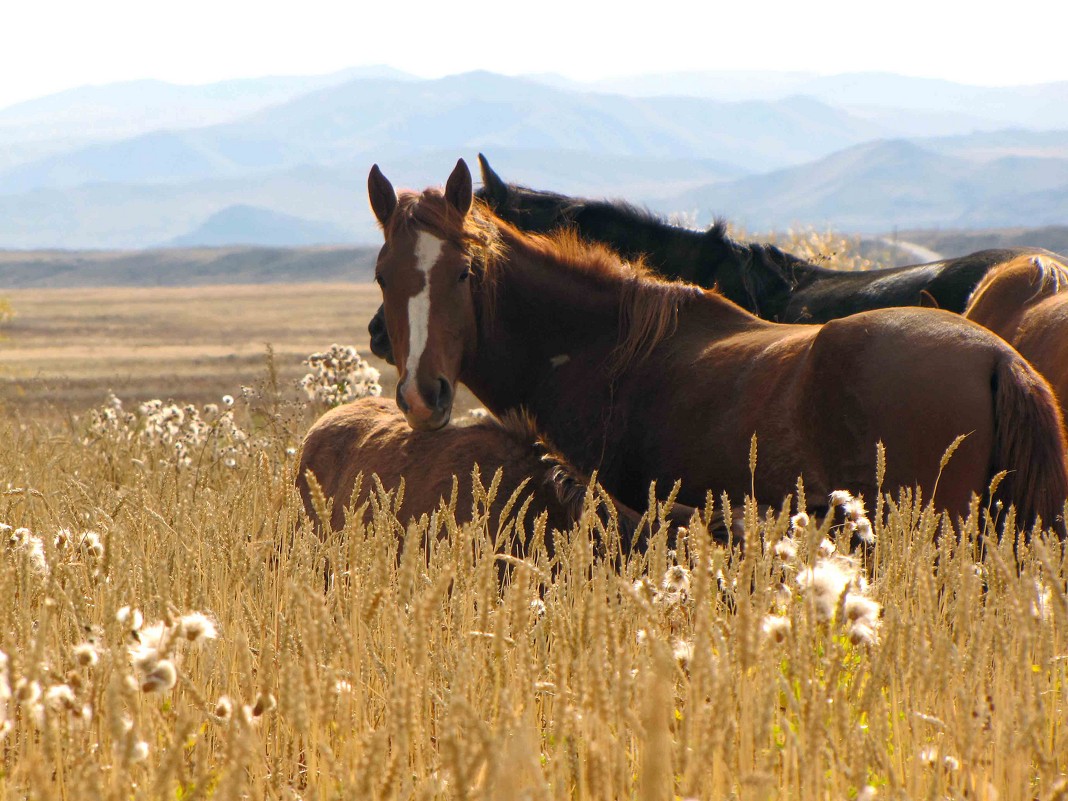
top-left (2, 0), bottom-right (1068, 109)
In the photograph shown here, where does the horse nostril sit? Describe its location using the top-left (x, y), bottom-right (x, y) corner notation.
top-left (437, 377), bottom-right (453, 410)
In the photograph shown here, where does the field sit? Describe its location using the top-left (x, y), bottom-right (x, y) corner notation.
top-left (1, 281), bottom-right (1067, 800)
top-left (0, 282), bottom-right (478, 416)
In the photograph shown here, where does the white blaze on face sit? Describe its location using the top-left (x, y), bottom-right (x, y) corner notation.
top-left (401, 231), bottom-right (444, 392)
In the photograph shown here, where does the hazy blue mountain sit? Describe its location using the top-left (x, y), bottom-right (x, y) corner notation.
top-left (917, 129), bottom-right (1068, 161)
top-left (0, 150), bottom-right (743, 249)
top-left (544, 70), bottom-right (818, 100)
top-left (167, 204), bottom-right (356, 247)
top-left (0, 66), bottom-right (413, 137)
top-left (549, 70), bottom-right (1068, 132)
top-left (0, 71), bottom-right (886, 197)
top-left (3, 68), bottom-right (1068, 248)
top-left (671, 139), bottom-right (1068, 231)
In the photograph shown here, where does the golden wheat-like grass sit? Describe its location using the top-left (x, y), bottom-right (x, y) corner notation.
top-left (0, 404), bottom-right (1066, 801)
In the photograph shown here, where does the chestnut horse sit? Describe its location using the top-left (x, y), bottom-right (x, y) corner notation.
top-left (367, 159), bottom-right (1068, 534)
top-left (297, 397), bottom-right (700, 556)
top-left (365, 154), bottom-right (1058, 363)
top-left (964, 255), bottom-right (1068, 424)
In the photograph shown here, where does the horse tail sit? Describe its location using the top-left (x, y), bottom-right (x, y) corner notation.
top-left (992, 353), bottom-right (1068, 537)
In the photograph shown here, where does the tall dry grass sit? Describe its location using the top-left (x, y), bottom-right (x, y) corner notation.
top-left (1, 380), bottom-right (1067, 799)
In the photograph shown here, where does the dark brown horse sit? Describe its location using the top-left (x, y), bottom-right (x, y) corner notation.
top-left (367, 159), bottom-right (1068, 534)
top-left (297, 397), bottom-right (700, 555)
top-left (474, 153), bottom-right (1065, 324)
top-left (365, 155), bottom-right (1059, 363)
top-left (964, 255), bottom-right (1068, 425)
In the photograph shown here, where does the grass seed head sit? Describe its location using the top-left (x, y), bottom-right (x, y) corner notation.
top-left (789, 511), bottom-right (809, 534)
top-left (116, 606), bottom-right (144, 632)
top-left (762, 615), bottom-right (792, 644)
top-left (829, 490), bottom-right (853, 508)
top-left (130, 740), bottom-right (150, 763)
top-left (855, 517), bottom-right (875, 544)
top-left (14, 679), bottom-right (41, 706)
top-left (774, 537), bottom-right (798, 562)
top-left (673, 640), bottom-right (694, 669)
top-left (796, 557), bottom-right (857, 622)
top-left (73, 642), bottom-right (99, 668)
top-left (139, 659), bottom-right (177, 693)
top-left (662, 565), bottom-right (691, 596)
top-left (252, 692), bottom-right (277, 717)
top-left (214, 696), bottom-right (233, 720)
top-left (177, 612), bottom-right (218, 644)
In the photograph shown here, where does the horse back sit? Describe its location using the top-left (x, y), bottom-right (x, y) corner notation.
top-left (297, 398), bottom-right (578, 535)
top-left (964, 254), bottom-right (1068, 340)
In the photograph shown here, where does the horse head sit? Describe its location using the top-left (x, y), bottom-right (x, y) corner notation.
top-left (368, 159), bottom-right (482, 431)
top-left (477, 153), bottom-right (580, 231)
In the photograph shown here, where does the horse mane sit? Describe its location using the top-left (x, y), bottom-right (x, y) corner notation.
top-left (493, 180), bottom-right (700, 233)
top-left (486, 223), bottom-right (700, 377)
top-left (579, 197), bottom-right (696, 231)
top-left (491, 409), bottom-right (590, 522)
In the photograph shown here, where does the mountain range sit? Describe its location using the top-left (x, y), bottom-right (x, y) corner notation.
top-left (0, 68), bottom-right (1066, 249)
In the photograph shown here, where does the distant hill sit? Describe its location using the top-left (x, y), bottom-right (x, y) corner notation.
top-left (0, 72), bottom-right (884, 197)
top-left (892, 226), bottom-right (1068, 259)
top-left (2, 68), bottom-right (1068, 248)
top-left (0, 151), bottom-right (746, 250)
top-left (671, 139), bottom-right (1068, 232)
top-left (168, 205), bottom-right (356, 247)
top-left (0, 67), bottom-right (413, 149)
top-left (562, 70), bottom-right (1068, 131)
top-left (918, 129), bottom-right (1068, 161)
top-left (0, 246), bottom-right (377, 288)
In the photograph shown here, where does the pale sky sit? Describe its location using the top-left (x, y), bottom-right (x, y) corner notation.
top-left (2, 0), bottom-right (1067, 109)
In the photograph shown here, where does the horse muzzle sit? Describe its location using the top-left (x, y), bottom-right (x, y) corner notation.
top-left (397, 375), bottom-right (453, 431)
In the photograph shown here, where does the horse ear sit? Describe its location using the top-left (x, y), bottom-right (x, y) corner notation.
top-left (368, 164), bottom-right (397, 227)
top-left (445, 158), bottom-right (473, 217)
top-left (918, 290), bottom-right (940, 309)
top-left (478, 153), bottom-right (508, 207)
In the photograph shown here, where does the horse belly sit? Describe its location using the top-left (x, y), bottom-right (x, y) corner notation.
top-left (633, 338), bottom-right (812, 507)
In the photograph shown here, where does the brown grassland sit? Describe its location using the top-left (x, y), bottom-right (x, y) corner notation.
top-left (1, 254), bottom-right (1067, 799)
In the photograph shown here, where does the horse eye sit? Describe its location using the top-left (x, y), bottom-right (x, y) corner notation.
top-left (374, 274), bottom-right (385, 288)
top-left (458, 268), bottom-right (470, 283)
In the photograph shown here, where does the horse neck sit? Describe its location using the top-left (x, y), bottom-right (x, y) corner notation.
top-left (463, 226), bottom-right (717, 479)
top-left (699, 235), bottom-right (819, 318)
top-left (463, 228), bottom-right (626, 413)
top-left (577, 206), bottom-right (708, 284)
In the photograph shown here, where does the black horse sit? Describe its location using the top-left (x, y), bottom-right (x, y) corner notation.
top-left (366, 154), bottom-right (1057, 363)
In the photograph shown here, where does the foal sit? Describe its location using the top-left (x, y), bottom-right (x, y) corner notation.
top-left (297, 397), bottom-right (699, 557)
top-left (964, 255), bottom-right (1068, 424)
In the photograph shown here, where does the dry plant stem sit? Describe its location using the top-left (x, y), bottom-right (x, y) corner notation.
top-left (0, 400), bottom-right (1066, 800)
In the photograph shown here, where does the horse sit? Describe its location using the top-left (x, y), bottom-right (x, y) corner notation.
top-left (963, 255), bottom-right (1068, 424)
top-left (366, 159), bottom-right (1068, 536)
top-left (297, 397), bottom-right (702, 557)
top-left (365, 154), bottom-right (1056, 363)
